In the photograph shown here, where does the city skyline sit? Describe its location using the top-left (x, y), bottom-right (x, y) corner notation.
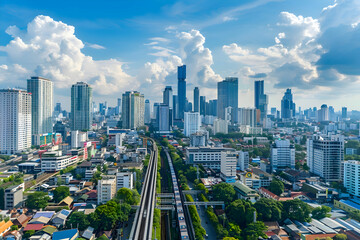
top-left (1, 0), bottom-right (360, 111)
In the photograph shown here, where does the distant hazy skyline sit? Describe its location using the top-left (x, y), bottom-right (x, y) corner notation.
top-left (1, 0), bottom-right (360, 111)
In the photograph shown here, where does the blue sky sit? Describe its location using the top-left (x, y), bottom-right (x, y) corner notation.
top-left (1, 0), bottom-right (360, 111)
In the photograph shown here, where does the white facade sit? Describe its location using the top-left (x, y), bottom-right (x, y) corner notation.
top-left (122, 91), bottom-right (145, 129)
top-left (238, 108), bottom-right (257, 127)
top-left (27, 77), bottom-right (53, 135)
top-left (220, 152), bottom-right (237, 182)
top-left (97, 177), bottom-right (116, 204)
top-left (343, 160), bottom-right (360, 197)
top-left (307, 134), bottom-right (344, 182)
top-left (237, 151), bottom-right (249, 171)
top-left (116, 172), bottom-right (134, 191)
top-left (271, 139), bottom-right (295, 170)
top-left (213, 118), bottom-right (228, 134)
top-left (41, 151), bottom-right (79, 172)
top-left (186, 147), bottom-right (235, 170)
top-left (184, 112), bottom-right (201, 137)
top-left (4, 183), bottom-right (24, 210)
top-left (115, 133), bottom-right (125, 147)
top-left (71, 131), bottom-right (88, 149)
top-left (0, 89), bottom-right (32, 154)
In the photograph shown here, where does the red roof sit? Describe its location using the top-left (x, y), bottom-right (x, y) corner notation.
top-left (23, 224), bottom-right (44, 231)
top-left (85, 190), bottom-right (97, 199)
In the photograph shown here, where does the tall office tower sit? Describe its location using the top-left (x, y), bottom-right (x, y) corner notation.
top-left (254, 80), bottom-right (268, 123)
top-left (307, 134), bottom-right (344, 182)
top-left (193, 87), bottom-right (200, 112)
top-left (186, 100), bottom-right (192, 112)
top-left (208, 100), bottom-right (217, 116)
top-left (237, 151), bottom-right (249, 171)
top-left (342, 107), bottom-right (347, 119)
top-left (116, 98), bottom-right (122, 115)
top-left (163, 86), bottom-right (173, 107)
top-left (225, 107), bottom-right (232, 122)
top-left (217, 77), bottom-right (238, 123)
top-left (238, 108), bottom-right (257, 127)
top-left (177, 65), bottom-right (186, 119)
top-left (71, 82), bottom-right (92, 131)
top-left (27, 77), bottom-right (53, 135)
top-left (121, 91), bottom-right (145, 129)
top-left (0, 89), bottom-right (32, 154)
top-left (173, 95), bottom-right (178, 119)
top-left (271, 107), bottom-right (276, 116)
top-left (184, 112), bottom-right (201, 137)
top-left (200, 96), bottom-right (206, 115)
top-left (270, 139), bottom-right (295, 171)
top-left (343, 161), bottom-right (360, 197)
top-left (54, 103), bottom-right (62, 113)
top-left (155, 104), bottom-right (170, 131)
top-left (144, 99), bottom-right (151, 124)
top-left (329, 106), bottom-right (335, 122)
top-left (317, 104), bottom-right (329, 122)
top-left (281, 88), bottom-right (296, 119)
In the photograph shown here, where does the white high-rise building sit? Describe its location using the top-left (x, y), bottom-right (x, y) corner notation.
top-left (144, 99), bottom-right (151, 124)
top-left (270, 139), bottom-right (295, 171)
top-left (184, 112), bottom-right (201, 137)
top-left (27, 77), bottom-right (53, 135)
top-left (71, 82), bottom-right (92, 131)
top-left (0, 89), bottom-right (32, 154)
top-left (220, 151), bottom-right (237, 183)
top-left (116, 172), bottom-right (134, 191)
top-left (97, 176), bottom-right (116, 204)
top-left (237, 151), bottom-right (249, 171)
top-left (213, 119), bottom-right (228, 134)
top-left (307, 134), bottom-right (344, 182)
top-left (238, 108), bottom-right (257, 127)
top-left (343, 160), bottom-right (360, 197)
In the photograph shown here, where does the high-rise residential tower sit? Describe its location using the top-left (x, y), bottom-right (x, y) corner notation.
top-left (254, 80), bottom-right (268, 123)
top-left (122, 91), bottom-right (145, 129)
top-left (27, 77), bottom-right (53, 135)
top-left (217, 77), bottom-right (238, 123)
top-left (200, 96), bottom-right (206, 116)
top-left (144, 99), bottom-right (151, 124)
top-left (281, 88), bottom-right (296, 119)
top-left (342, 107), bottom-right (347, 119)
top-left (177, 65), bottom-right (186, 120)
top-left (0, 89), bottom-right (32, 154)
top-left (270, 139), bottom-right (295, 171)
top-left (184, 112), bottom-right (201, 137)
top-left (193, 87), bottom-right (200, 112)
top-left (71, 82), bottom-right (92, 131)
top-left (163, 86), bottom-right (173, 107)
top-left (307, 134), bottom-right (344, 182)
top-left (317, 104), bottom-right (329, 122)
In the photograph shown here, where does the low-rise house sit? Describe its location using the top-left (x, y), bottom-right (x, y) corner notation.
top-left (29, 216), bottom-right (51, 225)
top-left (4, 230), bottom-right (21, 240)
top-left (81, 226), bottom-right (95, 240)
top-left (52, 229), bottom-right (78, 240)
top-left (23, 224), bottom-right (44, 232)
top-left (12, 213), bottom-right (31, 228)
top-left (231, 182), bottom-right (259, 203)
top-left (51, 209), bottom-right (72, 227)
top-left (58, 196), bottom-right (73, 208)
top-left (0, 220), bottom-right (13, 237)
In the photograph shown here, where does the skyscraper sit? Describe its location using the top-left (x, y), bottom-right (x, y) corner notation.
top-left (270, 139), bottom-right (295, 171)
top-left (200, 96), bottom-right (206, 116)
top-left (254, 80), bottom-right (268, 123)
top-left (184, 112), bottom-right (201, 137)
top-left (307, 134), bottom-right (343, 182)
top-left (163, 86), bottom-right (173, 107)
top-left (0, 89), bottom-right (32, 154)
top-left (217, 77), bottom-right (238, 123)
top-left (122, 91), bottom-right (145, 129)
top-left (208, 100), bottom-right (217, 116)
top-left (71, 82), bottom-right (92, 131)
top-left (173, 95), bottom-right (178, 119)
top-left (342, 107), bottom-right (347, 119)
top-left (193, 87), bottom-right (200, 112)
top-left (116, 98), bottom-right (122, 115)
top-left (27, 77), bottom-right (53, 135)
top-left (317, 104), bottom-right (329, 122)
top-left (144, 99), bottom-right (151, 124)
top-left (177, 65), bottom-right (186, 119)
top-left (238, 108), bottom-right (257, 127)
top-left (155, 103), bottom-right (170, 131)
top-left (281, 88), bottom-right (296, 119)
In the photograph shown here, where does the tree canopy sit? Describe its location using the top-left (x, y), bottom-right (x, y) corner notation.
top-left (282, 199), bottom-right (312, 222)
top-left (53, 186), bottom-right (70, 203)
top-left (268, 179), bottom-right (284, 196)
top-left (66, 211), bottom-right (90, 231)
top-left (226, 199), bottom-right (256, 228)
top-left (254, 198), bottom-right (282, 221)
top-left (25, 192), bottom-right (50, 210)
top-left (242, 221), bottom-right (268, 240)
top-left (311, 205), bottom-right (331, 220)
top-left (116, 188), bottom-right (140, 205)
top-left (212, 183), bottom-right (236, 204)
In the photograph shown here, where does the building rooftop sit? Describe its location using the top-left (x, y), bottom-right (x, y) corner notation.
top-left (52, 229), bottom-right (78, 240)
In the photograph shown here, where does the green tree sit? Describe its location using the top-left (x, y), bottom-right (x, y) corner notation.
top-left (242, 221), bottom-right (268, 240)
top-left (195, 183), bottom-right (209, 194)
top-left (223, 238), bottom-right (238, 240)
top-left (11, 225), bottom-right (18, 231)
top-left (96, 234), bottom-right (109, 240)
top-left (254, 198), bottom-right (282, 221)
top-left (227, 222), bottom-right (241, 239)
top-left (53, 186), bottom-right (70, 203)
top-left (282, 199), bottom-right (312, 222)
top-left (268, 179), bottom-right (284, 196)
top-left (66, 212), bottom-right (90, 231)
top-left (333, 233), bottom-right (347, 240)
top-left (226, 199), bottom-right (256, 228)
top-left (212, 183), bottom-right (236, 205)
top-left (116, 188), bottom-right (140, 205)
top-left (23, 230), bottom-right (35, 239)
top-left (25, 192), bottom-right (50, 210)
top-left (91, 171), bottom-right (102, 184)
top-left (311, 205), bottom-right (331, 220)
